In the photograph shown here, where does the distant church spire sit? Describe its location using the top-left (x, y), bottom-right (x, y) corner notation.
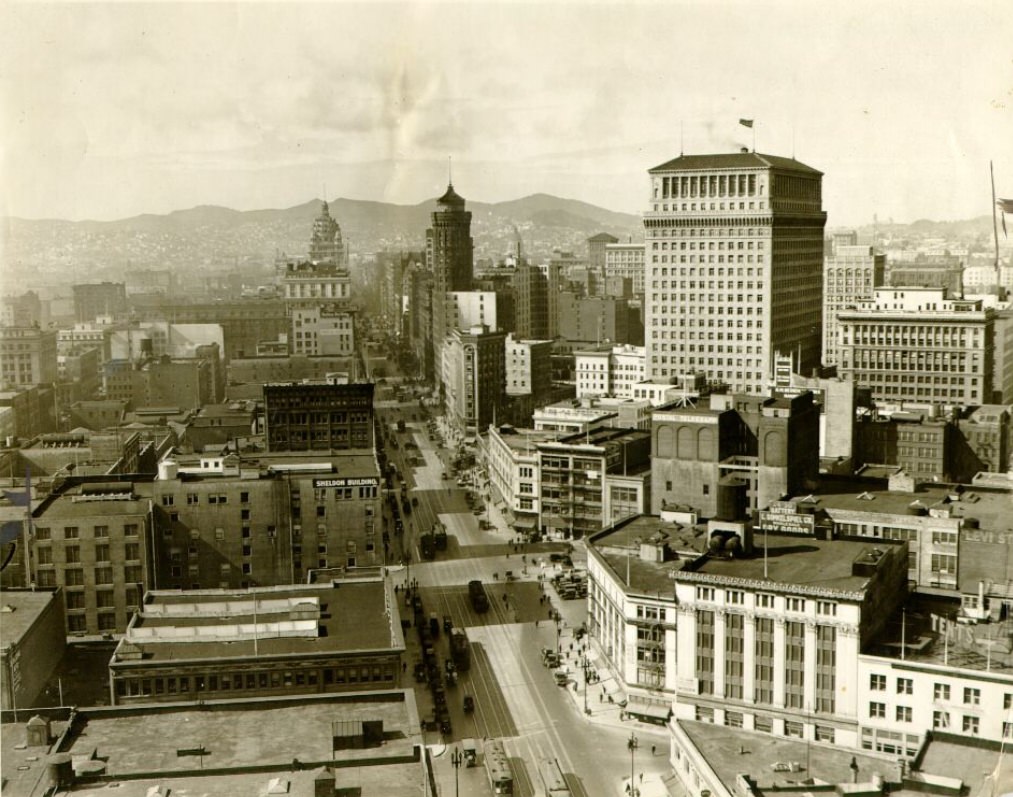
top-left (448, 155), bottom-right (453, 188)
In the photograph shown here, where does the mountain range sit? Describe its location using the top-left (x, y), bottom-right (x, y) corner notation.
top-left (0, 194), bottom-right (643, 285)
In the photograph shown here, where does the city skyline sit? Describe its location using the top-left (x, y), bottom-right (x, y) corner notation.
top-left (1, 1), bottom-right (1012, 227)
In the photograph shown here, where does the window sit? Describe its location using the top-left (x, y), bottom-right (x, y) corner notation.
top-left (68, 615), bottom-right (87, 632)
top-left (95, 544), bottom-right (110, 563)
top-left (897, 677), bottom-right (913, 695)
top-left (934, 683), bottom-right (950, 701)
top-left (124, 524), bottom-right (139, 537)
top-left (869, 702), bottom-right (886, 719)
top-left (817, 601), bottom-right (836, 616)
top-left (95, 567), bottom-right (113, 584)
top-left (896, 706), bottom-right (912, 722)
top-left (35, 527), bottom-right (50, 540)
top-left (933, 711), bottom-right (949, 729)
top-left (870, 674), bottom-right (886, 691)
top-left (65, 545), bottom-right (81, 563)
top-left (757, 593), bottom-right (774, 609)
top-left (64, 526), bottom-right (79, 539)
top-left (786, 597), bottom-right (805, 612)
top-left (962, 716), bottom-right (980, 735)
top-left (963, 687), bottom-right (980, 705)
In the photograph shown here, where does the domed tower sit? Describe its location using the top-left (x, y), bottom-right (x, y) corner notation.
top-left (308, 200), bottom-right (346, 267)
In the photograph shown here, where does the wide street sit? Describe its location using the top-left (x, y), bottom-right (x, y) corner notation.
top-left (374, 378), bottom-right (674, 797)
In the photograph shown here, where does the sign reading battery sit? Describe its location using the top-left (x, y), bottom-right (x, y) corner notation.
top-left (758, 503), bottom-right (815, 536)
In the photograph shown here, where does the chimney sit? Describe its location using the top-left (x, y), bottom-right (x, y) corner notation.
top-left (740, 147), bottom-right (749, 154)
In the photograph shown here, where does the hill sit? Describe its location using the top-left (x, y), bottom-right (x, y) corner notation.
top-left (0, 194), bottom-right (643, 285)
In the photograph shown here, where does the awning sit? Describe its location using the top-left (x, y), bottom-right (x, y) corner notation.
top-left (512, 516), bottom-right (537, 529)
top-left (626, 696), bottom-right (672, 721)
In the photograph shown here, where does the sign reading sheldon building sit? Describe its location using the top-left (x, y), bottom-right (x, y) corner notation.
top-left (313, 477), bottom-right (380, 489)
top-left (758, 500), bottom-right (816, 536)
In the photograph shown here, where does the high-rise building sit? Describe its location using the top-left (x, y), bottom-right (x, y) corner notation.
top-left (441, 325), bottom-right (505, 437)
top-left (427, 183), bottom-right (474, 371)
top-left (513, 263), bottom-right (550, 340)
top-left (822, 235), bottom-right (885, 367)
top-left (604, 242), bottom-right (646, 296)
top-left (838, 287), bottom-right (995, 405)
top-left (644, 151), bottom-right (827, 393)
top-left (73, 282), bottom-right (128, 323)
top-left (282, 201), bottom-right (356, 357)
top-left (587, 232), bottom-right (619, 287)
top-left (574, 344), bottom-right (646, 399)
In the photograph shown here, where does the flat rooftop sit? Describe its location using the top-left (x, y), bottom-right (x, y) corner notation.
top-left (35, 483), bottom-right (154, 518)
top-left (590, 516), bottom-right (704, 594)
top-left (812, 480), bottom-right (1013, 537)
top-left (58, 693), bottom-right (419, 777)
top-left (684, 534), bottom-right (890, 595)
top-left (491, 427), bottom-right (562, 452)
top-left (554, 427), bottom-right (651, 447)
top-left (0, 589), bottom-right (60, 647)
top-left (679, 719), bottom-right (1011, 797)
top-left (867, 592), bottom-right (1013, 673)
top-left (113, 581), bottom-right (400, 664)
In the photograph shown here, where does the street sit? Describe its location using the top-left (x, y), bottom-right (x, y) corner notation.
top-left (374, 381), bottom-right (673, 797)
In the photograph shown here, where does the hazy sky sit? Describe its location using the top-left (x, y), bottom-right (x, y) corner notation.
top-left (1, 1), bottom-right (1011, 226)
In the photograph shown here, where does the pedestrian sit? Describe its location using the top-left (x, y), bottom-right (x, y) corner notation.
top-left (640, 773), bottom-right (644, 783)
top-left (651, 745), bottom-right (656, 756)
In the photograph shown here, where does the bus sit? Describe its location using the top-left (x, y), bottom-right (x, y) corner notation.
top-left (540, 756), bottom-right (572, 797)
top-left (484, 738), bottom-right (513, 795)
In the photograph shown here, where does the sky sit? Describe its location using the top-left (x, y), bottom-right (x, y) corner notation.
top-left (1, 1), bottom-right (1011, 227)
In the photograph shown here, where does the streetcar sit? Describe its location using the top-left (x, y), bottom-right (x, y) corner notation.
top-left (484, 738), bottom-right (514, 795)
top-left (540, 756), bottom-right (572, 797)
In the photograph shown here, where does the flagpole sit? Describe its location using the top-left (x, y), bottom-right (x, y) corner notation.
top-left (991, 161), bottom-right (1000, 272)
top-left (22, 467), bottom-right (33, 588)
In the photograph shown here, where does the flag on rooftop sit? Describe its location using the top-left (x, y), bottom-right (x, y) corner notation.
top-left (999, 198), bottom-right (1013, 238)
top-left (739, 119), bottom-right (754, 128)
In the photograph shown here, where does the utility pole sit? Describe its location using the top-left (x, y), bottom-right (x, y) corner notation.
top-left (628, 732), bottom-right (639, 797)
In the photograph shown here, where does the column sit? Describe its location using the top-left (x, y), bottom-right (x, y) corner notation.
top-left (743, 612), bottom-right (756, 703)
top-left (773, 616), bottom-right (786, 707)
top-left (713, 608), bottom-right (727, 697)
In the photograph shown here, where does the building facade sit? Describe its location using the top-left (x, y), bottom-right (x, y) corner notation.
top-left (263, 383), bottom-right (373, 452)
top-left (604, 242), bottom-right (646, 296)
top-left (428, 183), bottom-right (474, 372)
top-left (822, 239), bottom-right (885, 367)
top-left (651, 392), bottom-right (820, 521)
top-left (537, 428), bottom-right (651, 539)
top-left (31, 481), bottom-right (154, 635)
top-left (838, 288), bottom-right (995, 405)
top-left (281, 201), bottom-right (356, 357)
top-left (575, 344), bottom-right (646, 399)
top-left (108, 578), bottom-right (404, 705)
top-left (644, 152), bottom-right (827, 394)
top-left (441, 325), bottom-right (506, 437)
top-left (73, 282), bottom-right (128, 323)
top-left (0, 327), bottom-right (58, 389)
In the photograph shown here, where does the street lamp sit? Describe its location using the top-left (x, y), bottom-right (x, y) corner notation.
top-left (555, 615), bottom-right (561, 656)
top-left (627, 732), bottom-right (639, 797)
top-left (450, 747), bottom-right (463, 797)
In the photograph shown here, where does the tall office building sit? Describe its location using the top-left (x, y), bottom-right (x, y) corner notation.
top-left (282, 201), bottom-right (356, 356)
top-left (441, 324), bottom-right (505, 437)
top-left (427, 182), bottom-right (474, 371)
top-left (822, 234), bottom-right (885, 367)
top-left (73, 282), bottom-right (128, 323)
top-left (643, 151), bottom-right (827, 394)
